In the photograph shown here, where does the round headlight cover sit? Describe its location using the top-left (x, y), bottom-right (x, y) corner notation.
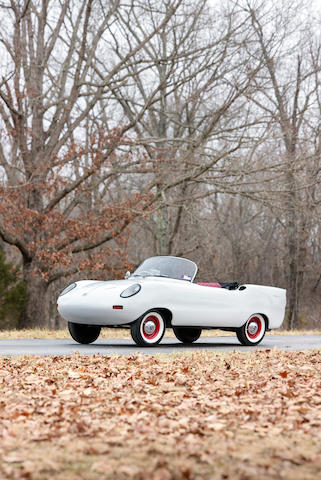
top-left (120, 283), bottom-right (141, 298)
top-left (59, 283), bottom-right (77, 297)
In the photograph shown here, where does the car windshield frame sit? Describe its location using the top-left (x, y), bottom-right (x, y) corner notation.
top-left (131, 256), bottom-right (198, 282)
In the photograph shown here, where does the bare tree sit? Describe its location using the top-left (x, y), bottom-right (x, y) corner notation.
top-left (102, 0), bottom-right (264, 257)
top-left (0, 0), bottom-right (185, 327)
top-left (233, 0), bottom-right (321, 328)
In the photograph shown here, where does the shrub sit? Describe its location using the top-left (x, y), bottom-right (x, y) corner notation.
top-left (0, 249), bottom-right (27, 329)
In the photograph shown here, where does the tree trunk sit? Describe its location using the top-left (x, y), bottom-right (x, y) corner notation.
top-left (155, 208), bottom-right (170, 255)
top-left (286, 167), bottom-right (299, 330)
top-left (19, 261), bottom-right (49, 328)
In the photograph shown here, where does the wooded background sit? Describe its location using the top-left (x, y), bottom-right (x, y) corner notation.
top-left (0, 0), bottom-right (320, 330)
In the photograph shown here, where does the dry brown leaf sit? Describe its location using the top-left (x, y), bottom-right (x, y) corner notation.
top-left (1, 351), bottom-right (321, 480)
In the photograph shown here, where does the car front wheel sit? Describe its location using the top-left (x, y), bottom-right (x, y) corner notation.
top-left (130, 311), bottom-right (165, 346)
top-left (68, 322), bottom-right (101, 344)
top-left (173, 326), bottom-right (202, 344)
top-left (236, 314), bottom-right (266, 346)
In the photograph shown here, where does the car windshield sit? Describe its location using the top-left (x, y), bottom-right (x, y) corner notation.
top-left (132, 256), bottom-right (197, 282)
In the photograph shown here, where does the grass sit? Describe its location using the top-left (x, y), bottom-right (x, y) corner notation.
top-left (0, 327), bottom-right (321, 339)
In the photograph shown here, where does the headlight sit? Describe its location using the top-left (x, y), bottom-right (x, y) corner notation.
top-left (59, 283), bottom-right (77, 297)
top-left (120, 283), bottom-right (141, 298)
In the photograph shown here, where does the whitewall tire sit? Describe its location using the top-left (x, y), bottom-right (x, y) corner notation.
top-left (236, 314), bottom-right (266, 346)
top-left (131, 311), bottom-right (165, 346)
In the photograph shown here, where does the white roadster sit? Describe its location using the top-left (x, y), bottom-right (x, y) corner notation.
top-left (57, 256), bottom-right (286, 347)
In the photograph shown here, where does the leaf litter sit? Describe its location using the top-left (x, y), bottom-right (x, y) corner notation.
top-left (0, 350), bottom-right (321, 479)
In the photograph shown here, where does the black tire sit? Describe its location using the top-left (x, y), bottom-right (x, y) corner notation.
top-left (173, 326), bottom-right (202, 343)
top-left (236, 314), bottom-right (266, 346)
top-left (68, 322), bottom-right (101, 344)
top-left (130, 311), bottom-right (165, 347)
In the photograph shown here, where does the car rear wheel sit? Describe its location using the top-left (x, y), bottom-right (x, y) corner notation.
top-left (68, 322), bottom-right (101, 344)
top-left (130, 311), bottom-right (165, 346)
top-left (236, 314), bottom-right (266, 346)
top-left (173, 327), bottom-right (202, 344)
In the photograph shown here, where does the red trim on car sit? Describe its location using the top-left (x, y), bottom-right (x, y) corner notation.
top-left (197, 282), bottom-right (222, 288)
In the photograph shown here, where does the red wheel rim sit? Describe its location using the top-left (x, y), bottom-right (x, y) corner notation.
top-left (246, 316), bottom-right (262, 339)
top-left (142, 315), bottom-right (160, 340)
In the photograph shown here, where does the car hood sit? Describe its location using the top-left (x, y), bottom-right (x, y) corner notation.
top-left (64, 276), bottom-right (186, 296)
top-left (57, 276), bottom-right (193, 305)
top-left (74, 279), bottom-right (136, 294)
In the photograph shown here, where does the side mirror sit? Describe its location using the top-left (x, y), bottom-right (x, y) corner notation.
top-left (125, 271), bottom-right (131, 279)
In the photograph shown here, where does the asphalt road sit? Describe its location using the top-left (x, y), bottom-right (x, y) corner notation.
top-left (0, 335), bottom-right (320, 356)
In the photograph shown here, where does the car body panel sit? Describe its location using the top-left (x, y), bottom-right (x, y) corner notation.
top-left (57, 274), bottom-right (286, 330)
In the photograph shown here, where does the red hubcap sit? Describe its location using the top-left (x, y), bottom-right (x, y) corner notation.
top-left (247, 316), bottom-right (262, 339)
top-left (142, 315), bottom-right (160, 340)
